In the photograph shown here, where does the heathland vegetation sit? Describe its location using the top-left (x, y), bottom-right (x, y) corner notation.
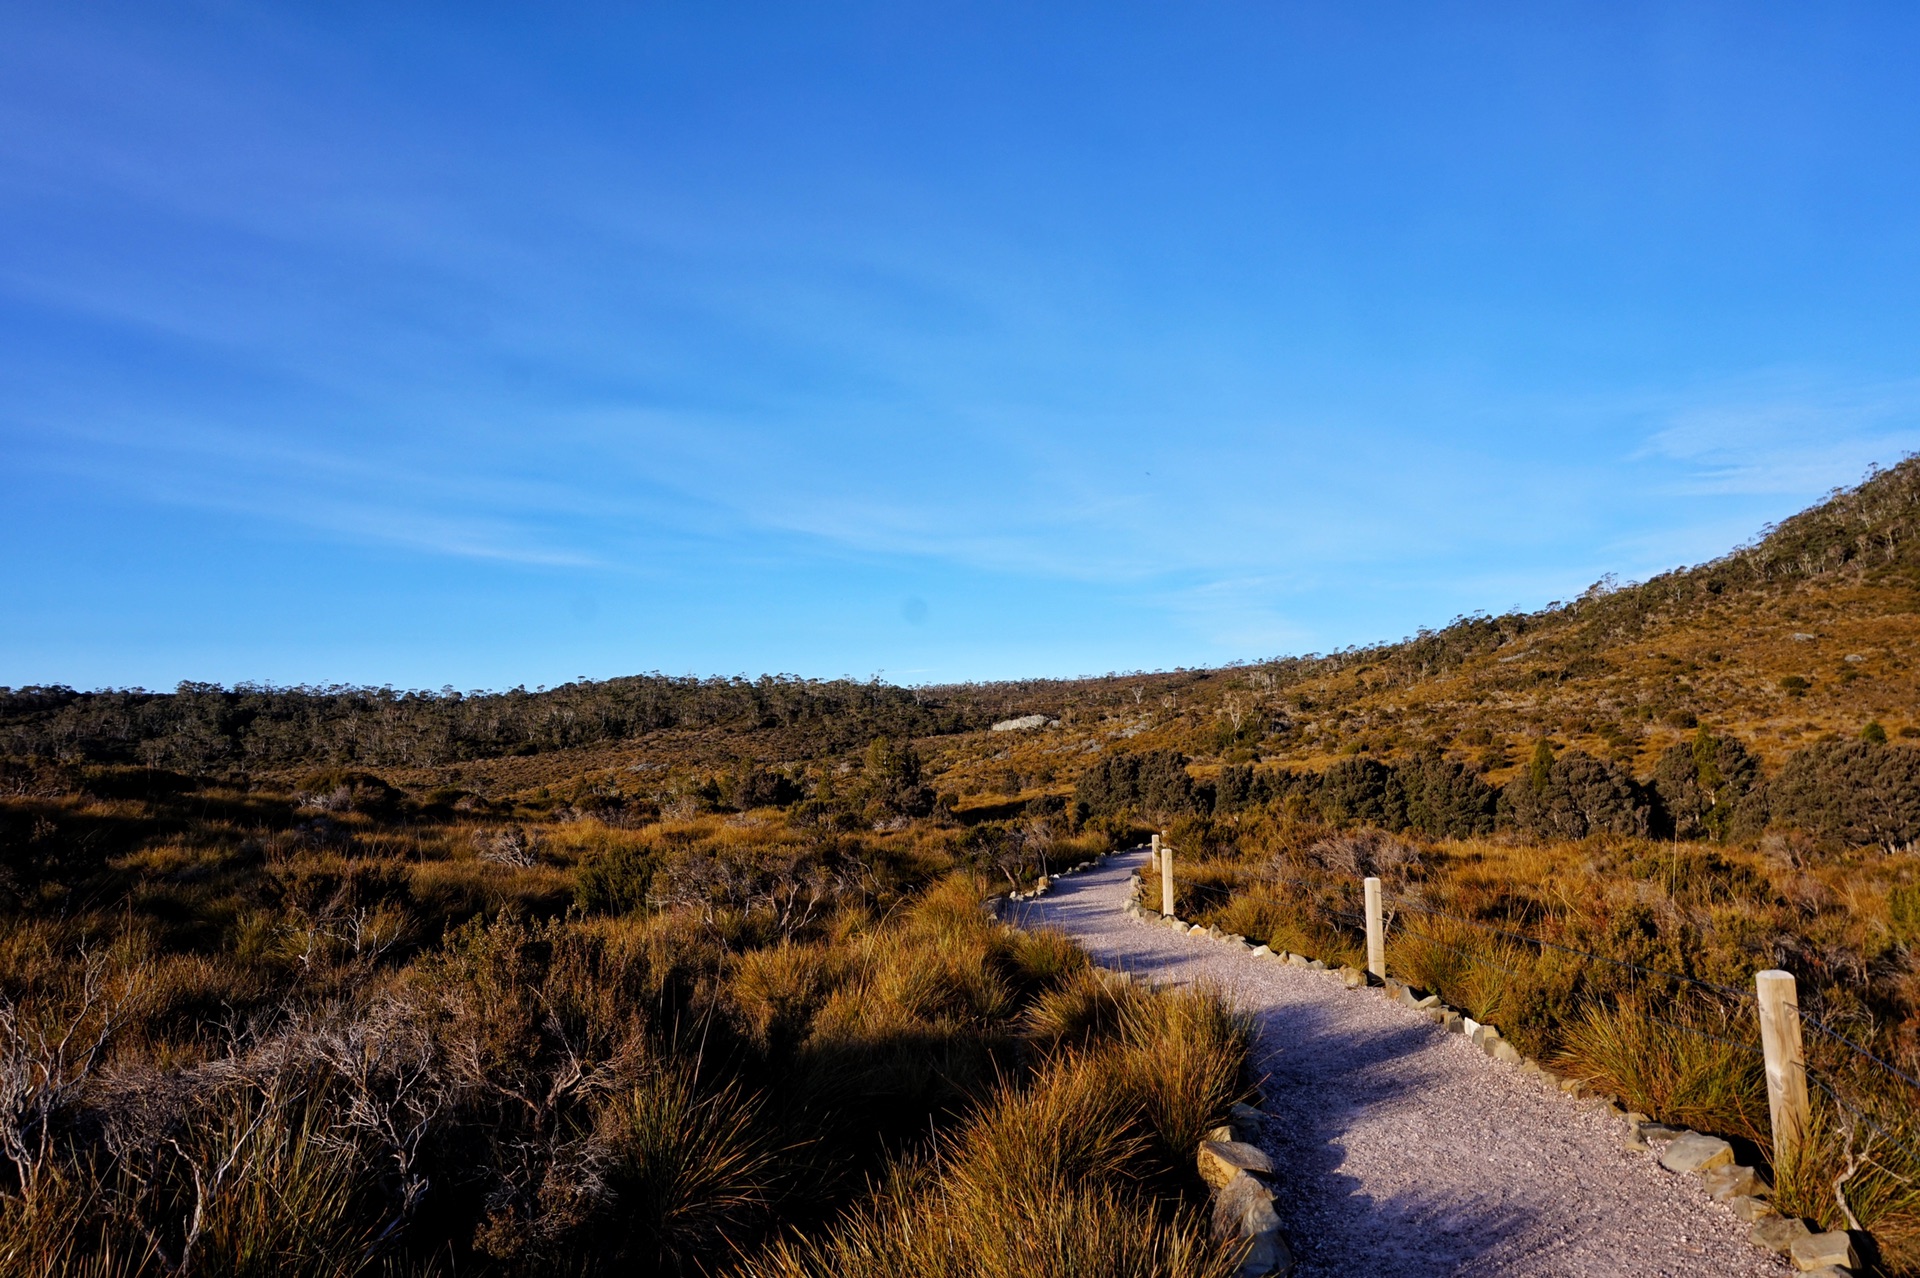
top-left (0, 770), bottom-right (1248, 1277)
top-left (12, 457), bottom-right (1920, 1272)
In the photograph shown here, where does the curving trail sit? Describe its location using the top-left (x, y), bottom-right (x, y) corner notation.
top-left (1010, 849), bottom-right (1789, 1278)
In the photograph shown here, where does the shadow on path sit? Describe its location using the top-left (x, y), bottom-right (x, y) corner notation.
top-left (1006, 852), bottom-right (1772, 1278)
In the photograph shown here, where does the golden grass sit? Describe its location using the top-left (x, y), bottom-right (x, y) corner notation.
top-left (1555, 999), bottom-right (1770, 1141)
top-left (740, 1007), bottom-right (1249, 1278)
top-left (592, 1059), bottom-right (778, 1271)
top-left (1168, 813), bottom-right (1920, 1271)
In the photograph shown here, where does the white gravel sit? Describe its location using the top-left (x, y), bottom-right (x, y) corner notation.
top-left (1013, 850), bottom-right (1791, 1278)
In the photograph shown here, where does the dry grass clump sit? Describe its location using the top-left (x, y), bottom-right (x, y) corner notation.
top-left (742, 987), bottom-right (1250, 1278)
top-left (1556, 999), bottom-right (1770, 1141)
top-left (743, 1173), bottom-right (1239, 1278)
top-left (1106, 990), bottom-right (1251, 1167)
top-left (1022, 966), bottom-right (1144, 1054)
top-left (587, 1060), bottom-right (778, 1273)
top-left (728, 942), bottom-right (846, 1052)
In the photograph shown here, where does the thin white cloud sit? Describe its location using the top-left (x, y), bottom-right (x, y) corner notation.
top-left (1636, 373), bottom-right (1920, 496)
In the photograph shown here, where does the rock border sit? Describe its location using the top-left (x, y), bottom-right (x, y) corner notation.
top-left (1198, 1103), bottom-right (1293, 1276)
top-left (1000, 853), bottom-right (1294, 1275)
top-left (986, 852), bottom-right (1109, 917)
top-left (1117, 858), bottom-right (1869, 1278)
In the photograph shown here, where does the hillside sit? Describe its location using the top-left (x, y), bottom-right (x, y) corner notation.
top-left (924, 457), bottom-right (1920, 814)
top-left (9, 458), bottom-right (1920, 836)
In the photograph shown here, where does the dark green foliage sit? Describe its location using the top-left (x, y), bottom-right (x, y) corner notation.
top-left (1651, 727), bottom-right (1760, 840)
top-left (1527, 739), bottom-right (1554, 792)
top-left (1214, 764), bottom-right (1263, 812)
top-left (727, 765), bottom-right (804, 811)
top-left (1315, 758), bottom-right (1405, 830)
top-left (859, 738), bottom-right (935, 818)
top-left (1747, 740), bottom-right (1920, 851)
top-left (1073, 751), bottom-right (1206, 819)
top-left (1499, 749), bottom-right (1648, 839)
top-left (1866, 721), bottom-right (1891, 745)
top-left (1398, 751), bottom-right (1499, 838)
top-left (1219, 756), bottom-right (1490, 839)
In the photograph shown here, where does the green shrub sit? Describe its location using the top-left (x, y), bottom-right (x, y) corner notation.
top-left (1891, 884), bottom-right (1920, 947)
top-left (576, 842), bottom-right (658, 915)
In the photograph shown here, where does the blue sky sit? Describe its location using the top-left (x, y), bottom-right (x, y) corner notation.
top-left (6, 3), bottom-right (1920, 690)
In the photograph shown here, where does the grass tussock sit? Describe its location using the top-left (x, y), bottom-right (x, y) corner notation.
top-left (741, 992), bottom-right (1250, 1278)
top-left (1555, 999), bottom-right (1770, 1141)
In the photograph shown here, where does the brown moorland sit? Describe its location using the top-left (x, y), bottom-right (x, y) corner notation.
top-left (10, 457), bottom-right (1920, 1272)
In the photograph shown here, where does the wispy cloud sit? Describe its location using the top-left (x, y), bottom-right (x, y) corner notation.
top-left (1636, 373), bottom-right (1920, 496)
top-left (8, 414), bottom-right (617, 569)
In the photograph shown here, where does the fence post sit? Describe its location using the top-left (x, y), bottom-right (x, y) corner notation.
top-left (1161, 845), bottom-right (1176, 918)
top-left (1364, 877), bottom-right (1385, 979)
top-left (1756, 969), bottom-right (1811, 1173)
top-left (1150, 833), bottom-right (1161, 875)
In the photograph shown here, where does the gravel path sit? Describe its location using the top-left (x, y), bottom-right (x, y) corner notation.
top-left (1012, 849), bottom-right (1790, 1278)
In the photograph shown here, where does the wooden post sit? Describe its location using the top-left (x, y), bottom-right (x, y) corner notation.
top-left (1756, 969), bottom-right (1811, 1173)
top-left (1150, 833), bottom-right (1161, 874)
top-left (1364, 877), bottom-right (1385, 979)
top-left (1161, 845), bottom-right (1176, 918)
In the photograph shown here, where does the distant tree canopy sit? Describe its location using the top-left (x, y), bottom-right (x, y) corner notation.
top-left (0, 676), bottom-right (993, 771)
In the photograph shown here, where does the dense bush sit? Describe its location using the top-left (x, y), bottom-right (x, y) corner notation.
top-left (1498, 746), bottom-right (1649, 840)
top-left (1217, 754), bottom-right (1492, 840)
top-left (1114, 730), bottom-right (1920, 856)
top-left (1315, 758), bottom-right (1405, 829)
top-left (1741, 739), bottom-right (1920, 851)
top-left (1074, 751), bottom-right (1208, 820)
top-left (1398, 751), bottom-right (1499, 838)
top-left (858, 738), bottom-right (936, 819)
top-left (1650, 728), bottom-right (1760, 840)
top-left (726, 764), bottom-right (806, 811)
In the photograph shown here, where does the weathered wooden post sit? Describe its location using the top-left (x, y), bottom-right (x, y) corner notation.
top-left (1150, 832), bottom-right (1161, 874)
top-left (1756, 969), bottom-right (1811, 1173)
top-left (1161, 845), bottom-right (1176, 918)
top-left (1364, 876), bottom-right (1385, 979)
